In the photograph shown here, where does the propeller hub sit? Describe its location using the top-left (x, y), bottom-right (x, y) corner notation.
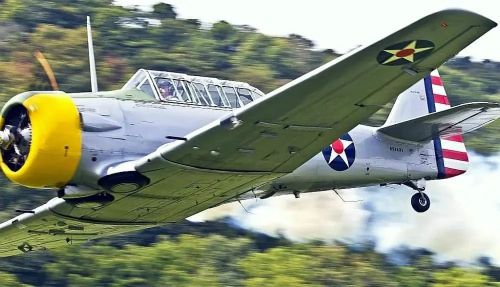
top-left (0, 105), bottom-right (31, 171)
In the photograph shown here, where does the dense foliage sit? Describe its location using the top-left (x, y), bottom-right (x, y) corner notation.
top-left (0, 228), bottom-right (499, 287)
top-left (0, 1), bottom-right (499, 286)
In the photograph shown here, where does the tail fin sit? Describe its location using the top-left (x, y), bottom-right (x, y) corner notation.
top-left (384, 76), bottom-right (430, 126)
top-left (385, 70), bottom-right (469, 179)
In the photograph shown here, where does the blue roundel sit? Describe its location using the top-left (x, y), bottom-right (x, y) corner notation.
top-left (322, 133), bottom-right (356, 171)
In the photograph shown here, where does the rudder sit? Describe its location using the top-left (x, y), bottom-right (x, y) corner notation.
top-left (424, 70), bottom-right (468, 179)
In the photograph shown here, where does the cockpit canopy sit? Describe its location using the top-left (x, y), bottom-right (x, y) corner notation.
top-left (122, 69), bottom-right (265, 108)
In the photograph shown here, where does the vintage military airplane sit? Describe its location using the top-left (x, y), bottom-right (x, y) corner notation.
top-left (0, 10), bottom-right (498, 257)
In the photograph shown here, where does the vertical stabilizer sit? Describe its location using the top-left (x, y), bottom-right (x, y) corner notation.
top-left (87, 16), bottom-right (98, 92)
top-left (384, 78), bottom-right (430, 126)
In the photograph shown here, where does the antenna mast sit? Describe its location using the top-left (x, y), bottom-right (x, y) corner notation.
top-left (87, 16), bottom-right (98, 92)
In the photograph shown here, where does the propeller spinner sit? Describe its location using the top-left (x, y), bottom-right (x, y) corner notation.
top-left (0, 105), bottom-right (32, 171)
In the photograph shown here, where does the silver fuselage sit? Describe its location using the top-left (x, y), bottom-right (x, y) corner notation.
top-left (72, 91), bottom-right (440, 199)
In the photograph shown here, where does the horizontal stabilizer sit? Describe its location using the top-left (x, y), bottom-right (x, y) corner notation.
top-left (378, 102), bottom-right (500, 142)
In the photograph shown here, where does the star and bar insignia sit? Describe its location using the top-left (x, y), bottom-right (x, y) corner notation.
top-left (322, 133), bottom-right (356, 172)
top-left (377, 40), bottom-right (435, 66)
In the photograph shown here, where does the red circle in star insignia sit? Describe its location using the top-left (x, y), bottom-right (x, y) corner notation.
top-left (396, 48), bottom-right (415, 57)
top-left (332, 139), bottom-right (344, 154)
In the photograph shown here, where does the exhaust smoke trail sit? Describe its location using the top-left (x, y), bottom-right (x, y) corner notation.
top-left (189, 153), bottom-right (500, 265)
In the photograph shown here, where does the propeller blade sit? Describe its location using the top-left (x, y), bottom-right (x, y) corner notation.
top-left (34, 50), bottom-right (59, 91)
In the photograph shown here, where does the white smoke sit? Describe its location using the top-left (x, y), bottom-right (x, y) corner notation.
top-left (191, 191), bottom-right (369, 242)
top-left (368, 153), bottom-right (500, 265)
top-left (189, 153), bottom-right (500, 265)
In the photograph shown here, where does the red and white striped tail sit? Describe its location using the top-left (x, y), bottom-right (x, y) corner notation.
top-left (426, 70), bottom-right (469, 179)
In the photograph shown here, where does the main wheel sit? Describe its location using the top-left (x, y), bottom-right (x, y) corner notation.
top-left (411, 192), bottom-right (430, 213)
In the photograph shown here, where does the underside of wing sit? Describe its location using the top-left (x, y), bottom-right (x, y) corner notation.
top-left (378, 102), bottom-right (500, 142)
top-left (139, 9), bottom-right (496, 174)
top-left (0, 198), bottom-right (148, 257)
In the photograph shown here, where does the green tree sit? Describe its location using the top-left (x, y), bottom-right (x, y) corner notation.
top-left (432, 267), bottom-right (493, 287)
top-left (0, 0), bottom-right (114, 29)
top-left (152, 3), bottom-right (177, 20)
top-left (43, 234), bottom-right (254, 286)
top-left (29, 25), bottom-right (90, 92)
top-left (211, 20), bottom-right (237, 41)
top-left (0, 271), bottom-right (30, 287)
top-left (238, 246), bottom-right (321, 287)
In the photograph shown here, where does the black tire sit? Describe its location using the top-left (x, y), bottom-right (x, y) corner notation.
top-left (98, 171), bottom-right (150, 193)
top-left (411, 192), bottom-right (430, 213)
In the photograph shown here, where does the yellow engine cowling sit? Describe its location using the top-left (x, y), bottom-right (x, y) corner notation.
top-left (0, 92), bottom-right (82, 188)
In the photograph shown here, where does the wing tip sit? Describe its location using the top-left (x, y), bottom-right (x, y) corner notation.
top-left (431, 8), bottom-right (497, 29)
